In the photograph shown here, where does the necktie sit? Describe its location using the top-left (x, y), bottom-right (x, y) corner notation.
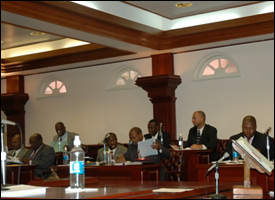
top-left (110, 150), bottom-right (114, 160)
top-left (196, 129), bottom-right (201, 144)
top-left (29, 150), bottom-right (37, 160)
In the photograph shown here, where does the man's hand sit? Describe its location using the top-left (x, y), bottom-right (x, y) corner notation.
top-left (116, 155), bottom-right (126, 163)
top-left (151, 141), bottom-right (161, 150)
top-left (21, 158), bottom-right (30, 164)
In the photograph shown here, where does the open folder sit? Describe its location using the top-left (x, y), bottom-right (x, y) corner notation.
top-left (232, 137), bottom-right (274, 175)
top-left (138, 138), bottom-right (158, 158)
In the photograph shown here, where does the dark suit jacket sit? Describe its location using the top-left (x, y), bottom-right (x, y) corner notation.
top-left (23, 144), bottom-right (56, 179)
top-left (225, 131), bottom-right (274, 160)
top-left (185, 124), bottom-right (217, 150)
top-left (144, 131), bottom-right (171, 149)
top-left (185, 124), bottom-right (218, 161)
top-left (124, 139), bottom-right (170, 163)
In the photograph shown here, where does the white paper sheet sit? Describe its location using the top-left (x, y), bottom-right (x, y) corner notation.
top-left (138, 138), bottom-right (158, 158)
top-left (153, 188), bottom-right (193, 193)
top-left (1, 184), bottom-right (47, 197)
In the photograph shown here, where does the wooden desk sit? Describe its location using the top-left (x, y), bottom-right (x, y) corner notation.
top-left (170, 149), bottom-right (211, 181)
top-left (56, 163), bottom-right (162, 182)
top-left (6, 164), bottom-right (35, 184)
top-left (197, 163), bottom-right (274, 193)
top-left (3, 181), bottom-right (235, 199)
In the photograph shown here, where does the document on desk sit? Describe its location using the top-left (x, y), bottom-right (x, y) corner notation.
top-left (153, 188), bottom-right (193, 193)
top-left (138, 138), bottom-right (158, 158)
top-left (1, 185), bottom-right (47, 198)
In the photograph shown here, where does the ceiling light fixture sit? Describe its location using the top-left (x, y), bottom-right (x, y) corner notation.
top-left (30, 32), bottom-right (45, 36)
top-left (175, 2), bottom-right (192, 8)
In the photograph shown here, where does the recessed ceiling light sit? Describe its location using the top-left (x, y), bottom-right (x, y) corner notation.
top-left (30, 32), bottom-right (45, 36)
top-left (175, 2), bottom-right (192, 8)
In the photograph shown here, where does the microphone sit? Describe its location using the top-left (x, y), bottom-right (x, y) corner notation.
top-left (207, 152), bottom-right (230, 172)
top-left (1, 119), bottom-right (17, 126)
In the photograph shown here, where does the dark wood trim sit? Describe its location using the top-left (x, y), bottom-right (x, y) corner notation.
top-left (2, 2), bottom-right (273, 51)
top-left (1, 2), bottom-right (274, 74)
top-left (152, 53), bottom-right (174, 75)
top-left (2, 47), bottom-right (134, 73)
top-left (1, 92), bottom-right (29, 147)
top-left (136, 74), bottom-right (182, 140)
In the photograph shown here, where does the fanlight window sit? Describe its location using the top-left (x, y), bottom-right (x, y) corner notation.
top-left (37, 77), bottom-right (67, 98)
top-left (116, 70), bottom-right (141, 86)
top-left (194, 53), bottom-right (240, 80)
top-left (45, 80), bottom-right (67, 95)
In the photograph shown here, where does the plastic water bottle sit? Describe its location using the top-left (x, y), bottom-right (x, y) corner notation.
top-left (70, 136), bottom-right (85, 189)
top-left (232, 150), bottom-right (239, 163)
top-left (63, 146), bottom-right (69, 165)
top-left (178, 133), bottom-right (183, 150)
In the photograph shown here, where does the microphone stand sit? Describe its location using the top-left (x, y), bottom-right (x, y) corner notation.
top-left (1, 124), bottom-right (8, 190)
top-left (207, 163), bottom-right (227, 199)
top-left (266, 133), bottom-right (270, 161)
top-left (159, 123), bottom-right (163, 153)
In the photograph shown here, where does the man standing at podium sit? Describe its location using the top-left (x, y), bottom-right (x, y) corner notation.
top-left (225, 115), bottom-right (274, 160)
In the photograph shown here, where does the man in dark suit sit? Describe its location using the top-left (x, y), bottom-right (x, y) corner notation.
top-left (117, 127), bottom-right (170, 181)
top-left (117, 127), bottom-right (170, 163)
top-left (185, 111), bottom-right (218, 161)
top-left (225, 115), bottom-right (274, 160)
top-left (22, 133), bottom-right (56, 179)
top-left (144, 119), bottom-right (171, 149)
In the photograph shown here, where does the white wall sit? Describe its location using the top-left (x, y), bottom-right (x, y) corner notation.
top-left (1, 40), bottom-right (274, 146)
top-left (24, 58), bottom-right (153, 145)
top-left (175, 40), bottom-right (274, 140)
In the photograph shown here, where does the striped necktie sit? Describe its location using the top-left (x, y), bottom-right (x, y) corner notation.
top-left (196, 129), bottom-right (201, 144)
top-left (29, 150), bottom-right (37, 160)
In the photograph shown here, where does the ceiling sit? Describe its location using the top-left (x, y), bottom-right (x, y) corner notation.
top-left (1, 1), bottom-right (274, 78)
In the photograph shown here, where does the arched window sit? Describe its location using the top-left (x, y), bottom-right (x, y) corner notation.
top-left (37, 77), bottom-right (67, 98)
top-left (194, 53), bottom-right (240, 80)
top-left (108, 66), bottom-right (142, 90)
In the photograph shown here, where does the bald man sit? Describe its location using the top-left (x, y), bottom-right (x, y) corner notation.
top-left (185, 111), bottom-right (218, 161)
top-left (52, 122), bottom-right (78, 152)
top-left (22, 133), bottom-right (55, 179)
top-left (225, 115), bottom-right (274, 160)
top-left (8, 134), bottom-right (28, 159)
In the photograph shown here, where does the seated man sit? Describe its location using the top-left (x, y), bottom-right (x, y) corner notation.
top-left (225, 115), bottom-right (274, 160)
top-left (51, 122), bottom-right (78, 152)
top-left (184, 111), bottom-right (218, 161)
top-left (8, 134), bottom-right (28, 159)
top-left (21, 133), bottom-right (56, 179)
top-left (96, 132), bottom-right (127, 162)
top-left (144, 119), bottom-right (171, 149)
top-left (117, 127), bottom-right (170, 163)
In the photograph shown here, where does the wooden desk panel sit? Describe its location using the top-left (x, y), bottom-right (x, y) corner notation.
top-left (56, 164), bottom-right (162, 182)
top-left (3, 181), bottom-right (233, 199)
top-left (169, 149), bottom-right (212, 181)
top-left (6, 164), bottom-right (35, 184)
top-left (197, 163), bottom-right (274, 193)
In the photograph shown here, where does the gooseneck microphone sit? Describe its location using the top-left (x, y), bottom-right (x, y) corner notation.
top-left (1, 119), bottom-right (17, 126)
top-left (207, 152), bottom-right (230, 172)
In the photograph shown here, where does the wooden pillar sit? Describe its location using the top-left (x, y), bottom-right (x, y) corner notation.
top-left (1, 75), bottom-right (29, 147)
top-left (136, 53), bottom-right (181, 140)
